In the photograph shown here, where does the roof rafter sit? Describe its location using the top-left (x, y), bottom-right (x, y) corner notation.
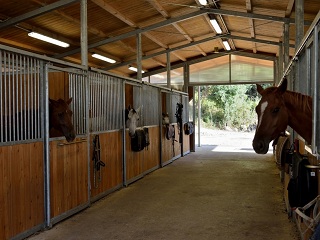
top-left (0, 0), bottom-right (80, 30)
top-left (103, 33), bottom-right (289, 71)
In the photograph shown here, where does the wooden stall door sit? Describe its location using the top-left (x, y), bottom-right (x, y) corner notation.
top-left (50, 138), bottom-right (88, 219)
top-left (90, 131), bottom-right (123, 200)
top-left (0, 143), bottom-right (44, 240)
top-left (143, 126), bottom-right (160, 173)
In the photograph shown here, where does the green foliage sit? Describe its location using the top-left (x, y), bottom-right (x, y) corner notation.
top-left (197, 84), bottom-right (260, 130)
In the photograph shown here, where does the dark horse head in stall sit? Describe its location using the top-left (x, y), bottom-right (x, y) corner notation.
top-left (49, 98), bottom-right (76, 142)
top-left (252, 78), bottom-right (312, 154)
top-left (125, 105), bottom-right (141, 138)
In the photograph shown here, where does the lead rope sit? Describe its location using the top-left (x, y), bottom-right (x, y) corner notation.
top-left (92, 135), bottom-right (105, 189)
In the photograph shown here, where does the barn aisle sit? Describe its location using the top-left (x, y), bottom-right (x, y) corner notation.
top-left (28, 132), bottom-right (299, 240)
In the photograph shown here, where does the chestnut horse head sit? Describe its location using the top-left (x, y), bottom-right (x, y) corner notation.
top-left (49, 98), bottom-right (76, 142)
top-left (125, 105), bottom-right (141, 138)
top-left (252, 78), bottom-right (312, 154)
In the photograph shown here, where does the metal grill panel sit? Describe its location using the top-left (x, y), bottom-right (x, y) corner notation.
top-left (89, 72), bottom-right (123, 132)
top-left (0, 50), bottom-right (42, 144)
top-left (142, 85), bottom-right (160, 126)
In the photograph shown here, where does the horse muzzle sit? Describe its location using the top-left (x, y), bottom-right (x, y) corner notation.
top-left (65, 131), bottom-right (76, 142)
top-left (252, 139), bottom-right (269, 154)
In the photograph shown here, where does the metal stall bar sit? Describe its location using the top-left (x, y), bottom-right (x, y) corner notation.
top-left (313, 23), bottom-right (319, 154)
top-left (43, 63), bottom-right (50, 228)
top-left (122, 80), bottom-right (127, 186)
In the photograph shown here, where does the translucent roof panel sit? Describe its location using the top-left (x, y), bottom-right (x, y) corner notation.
top-left (230, 55), bottom-right (274, 83)
top-left (190, 55), bottom-right (230, 84)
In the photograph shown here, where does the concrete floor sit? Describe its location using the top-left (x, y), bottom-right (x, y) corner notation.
top-left (28, 134), bottom-right (300, 240)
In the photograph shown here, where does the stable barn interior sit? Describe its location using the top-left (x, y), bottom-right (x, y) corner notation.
top-left (0, 48), bottom-right (193, 240)
top-left (0, 0), bottom-right (320, 239)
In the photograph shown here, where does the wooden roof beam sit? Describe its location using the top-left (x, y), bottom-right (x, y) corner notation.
top-left (0, 0), bottom-right (79, 30)
top-left (246, 0), bottom-right (257, 53)
top-left (91, 0), bottom-right (187, 63)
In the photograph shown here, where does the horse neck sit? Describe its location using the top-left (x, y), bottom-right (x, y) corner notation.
top-left (283, 91), bottom-right (312, 142)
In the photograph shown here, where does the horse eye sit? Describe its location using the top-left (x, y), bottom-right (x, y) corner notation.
top-left (272, 107), bottom-right (280, 113)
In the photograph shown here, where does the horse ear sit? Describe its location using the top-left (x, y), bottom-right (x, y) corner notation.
top-left (128, 105), bottom-right (131, 110)
top-left (66, 98), bottom-right (73, 105)
top-left (256, 84), bottom-right (264, 95)
top-left (136, 106), bottom-right (142, 113)
top-left (49, 98), bottom-right (56, 105)
top-left (278, 78), bottom-right (287, 94)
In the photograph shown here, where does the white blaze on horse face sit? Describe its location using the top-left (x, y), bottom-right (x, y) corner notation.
top-left (257, 101), bottom-right (268, 130)
top-left (127, 109), bottom-right (139, 136)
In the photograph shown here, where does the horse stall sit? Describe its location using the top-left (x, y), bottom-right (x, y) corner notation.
top-left (88, 71), bottom-right (123, 201)
top-left (161, 91), bottom-right (190, 167)
top-left (273, 13), bottom-right (320, 240)
top-left (124, 82), bottom-right (161, 185)
top-left (0, 50), bottom-right (45, 239)
top-left (47, 67), bottom-right (89, 225)
top-left (0, 45), bottom-right (191, 239)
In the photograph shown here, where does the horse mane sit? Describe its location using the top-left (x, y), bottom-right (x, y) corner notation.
top-left (262, 87), bottom-right (312, 113)
top-left (284, 90), bottom-right (312, 113)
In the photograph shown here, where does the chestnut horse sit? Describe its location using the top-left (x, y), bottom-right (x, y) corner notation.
top-left (252, 78), bottom-right (312, 154)
top-left (125, 105), bottom-right (141, 138)
top-left (49, 98), bottom-right (76, 142)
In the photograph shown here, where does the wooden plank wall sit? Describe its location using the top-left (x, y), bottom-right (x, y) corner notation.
top-left (0, 142), bottom-right (44, 240)
top-left (50, 138), bottom-right (88, 218)
top-left (143, 126), bottom-right (160, 172)
top-left (183, 130), bottom-right (190, 154)
top-left (49, 72), bottom-right (69, 100)
top-left (90, 131), bottom-right (123, 198)
top-left (126, 126), bottom-right (160, 182)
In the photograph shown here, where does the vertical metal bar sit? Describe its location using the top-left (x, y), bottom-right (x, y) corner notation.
top-left (27, 56), bottom-right (31, 140)
top-left (197, 86), bottom-right (201, 147)
top-left (295, 0), bottom-right (304, 51)
top-left (12, 53), bottom-right (16, 141)
top-left (81, 0), bottom-right (88, 68)
top-left (85, 71), bottom-right (90, 205)
top-left (43, 64), bottom-right (51, 228)
top-left (23, 56), bottom-right (27, 140)
top-left (37, 59), bottom-right (41, 139)
top-left (89, 73), bottom-right (93, 132)
top-left (159, 89), bottom-right (163, 166)
top-left (136, 33), bottom-right (142, 81)
top-left (4, 51), bottom-right (7, 142)
top-left (19, 55), bottom-right (23, 140)
top-left (166, 52), bottom-right (171, 89)
top-left (31, 57), bottom-right (34, 139)
top-left (284, 23), bottom-right (290, 86)
top-left (15, 54), bottom-right (20, 141)
top-left (8, 52), bottom-right (11, 142)
top-left (122, 80), bottom-right (127, 186)
top-left (313, 24), bottom-right (319, 154)
top-left (0, 50), bottom-right (2, 142)
top-left (279, 42), bottom-right (283, 82)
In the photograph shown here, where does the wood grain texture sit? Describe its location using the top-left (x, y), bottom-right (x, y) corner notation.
top-left (50, 138), bottom-right (88, 218)
top-left (0, 142), bottom-right (44, 240)
top-left (90, 131), bottom-right (123, 198)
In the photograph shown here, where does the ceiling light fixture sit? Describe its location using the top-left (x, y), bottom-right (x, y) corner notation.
top-left (28, 32), bottom-right (69, 48)
top-left (92, 53), bottom-right (116, 63)
top-left (209, 19), bottom-right (222, 34)
top-left (222, 40), bottom-right (231, 51)
top-left (198, 0), bottom-right (207, 5)
top-left (128, 66), bottom-right (145, 73)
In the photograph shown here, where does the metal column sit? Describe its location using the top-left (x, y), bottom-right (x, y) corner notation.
top-left (80, 0), bottom-right (88, 67)
top-left (166, 52), bottom-right (171, 88)
top-left (136, 33), bottom-right (142, 81)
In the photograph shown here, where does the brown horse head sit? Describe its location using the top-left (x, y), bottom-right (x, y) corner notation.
top-left (49, 98), bottom-right (76, 142)
top-left (252, 79), bottom-right (289, 154)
